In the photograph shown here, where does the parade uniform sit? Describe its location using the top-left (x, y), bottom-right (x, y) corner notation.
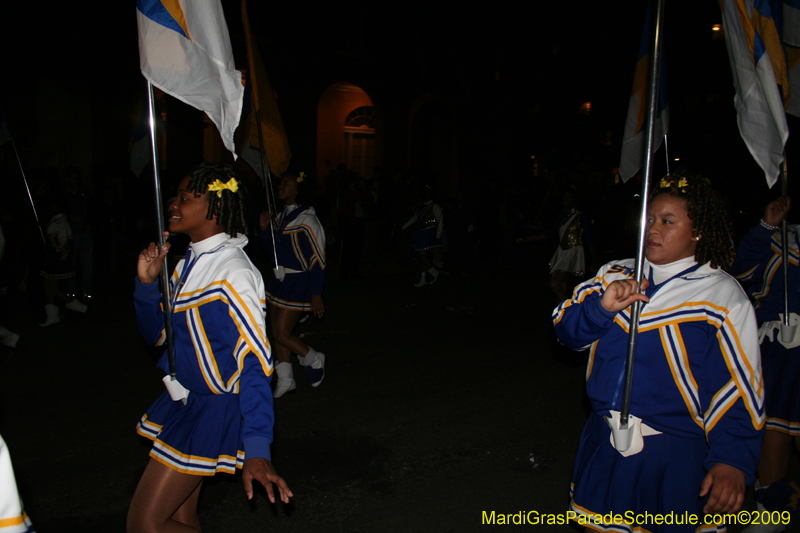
top-left (402, 201), bottom-right (443, 251)
top-left (549, 210), bottom-right (592, 276)
top-left (553, 257), bottom-right (764, 532)
top-left (0, 434), bottom-right (34, 533)
top-left (39, 214), bottom-right (74, 280)
top-left (134, 233), bottom-right (275, 475)
top-left (732, 223), bottom-right (800, 436)
top-left (263, 205), bottom-right (326, 311)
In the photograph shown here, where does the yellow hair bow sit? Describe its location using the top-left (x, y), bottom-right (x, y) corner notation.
top-left (207, 178), bottom-right (239, 197)
top-left (297, 172), bottom-right (305, 183)
top-left (659, 176), bottom-right (688, 192)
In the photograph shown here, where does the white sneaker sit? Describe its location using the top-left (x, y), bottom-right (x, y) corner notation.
top-left (66, 300), bottom-right (88, 313)
top-left (39, 304), bottom-right (60, 327)
top-left (273, 361), bottom-right (296, 398)
top-left (273, 378), bottom-right (296, 398)
top-left (303, 352), bottom-right (325, 387)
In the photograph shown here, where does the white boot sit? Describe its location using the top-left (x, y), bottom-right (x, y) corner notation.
top-left (273, 362), bottom-right (296, 398)
top-left (302, 346), bottom-right (325, 387)
top-left (0, 326), bottom-right (19, 348)
top-left (39, 304), bottom-right (60, 327)
top-left (65, 299), bottom-right (88, 313)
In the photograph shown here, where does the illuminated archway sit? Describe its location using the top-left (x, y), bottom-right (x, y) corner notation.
top-left (316, 82), bottom-right (376, 181)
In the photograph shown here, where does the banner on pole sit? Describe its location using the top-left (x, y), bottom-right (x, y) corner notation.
top-left (240, 0), bottom-right (291, 178)
top-left (720, 0), bottom-right (789, 188)
top-left (136, 0), bottom-right (244, 158)
top-left (619, 3), bottom-right (669, 183)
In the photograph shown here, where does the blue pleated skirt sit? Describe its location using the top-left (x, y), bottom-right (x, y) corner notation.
top-left (136, 390), bottom-right (245, 476)
top-left (569, 413), bottom-right (723, 533)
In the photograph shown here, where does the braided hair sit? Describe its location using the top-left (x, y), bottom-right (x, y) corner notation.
top-left (186, 163), bottom-right (249, 238)
top-left (651, 171), bottom-right (734, 270)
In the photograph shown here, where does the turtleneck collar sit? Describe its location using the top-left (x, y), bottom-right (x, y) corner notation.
top-left (646, 256), bottom-right (697, 285)
top-left (188, 232), bottom-right (229, 256)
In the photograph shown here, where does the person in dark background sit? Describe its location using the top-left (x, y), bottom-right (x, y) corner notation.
top-left (402, 184), bottom-right (444, 287)
top-left (39, 195), bottom-right (87, 327)
top-left (731, 196), bottom-right (800, 532)
top-left (517, 187), bottom-right (595, 301)
top-left (260, 172), bottom-right (327, 398)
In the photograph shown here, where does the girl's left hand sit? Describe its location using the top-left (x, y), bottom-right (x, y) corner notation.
top-left (310, 295), bottom-right (324, 319)
top-left (242, 457), bottom-right (293, 503)
top-left (699, 462), bottom-right (745, 514)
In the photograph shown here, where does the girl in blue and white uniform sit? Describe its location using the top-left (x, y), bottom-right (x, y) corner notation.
top-left (731, 196), bottom-right (800, 531)
top-left (129, 163), bottom-right (291, 532)
top-left (260, 172), bottom-right (326, 398)
top-left (554, 174), bottom-right (764, 532)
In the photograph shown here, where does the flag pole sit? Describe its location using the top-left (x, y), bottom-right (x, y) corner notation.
top-left (664, 134), bottom-right (671, 176)
top-left (782, 153), bottom-right (790, 327)
top-left (620, 0), bottom-right (666, 429)
top-left (146, 81), bottom-right (178, 381)
top-left (254, 108), bottom-right (280, 270)
top-left (9, 138), bottom-right (46, 246)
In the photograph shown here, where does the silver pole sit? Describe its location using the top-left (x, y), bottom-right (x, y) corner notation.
top-left (621, 0), bottom-right (666, 427)
top-left (254, 109), bottom-right (280, 270)
top-left (147, 81), bottom-right (177, 380)
top-left (664, 134), bottom-right (670, 176)
top-left (10, 138), bottom-right (46, 246)
top-left (782, 154), bottom-right (790, 327)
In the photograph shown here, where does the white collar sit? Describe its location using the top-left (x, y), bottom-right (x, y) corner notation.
top-left (189, 232), bottom-right (229, 256)
top-left (646, 256), bottom-right (697, 285)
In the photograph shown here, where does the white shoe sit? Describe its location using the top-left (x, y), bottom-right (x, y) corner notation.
top-left (414, 273), bottom-right (427, 287)
top-left (297, 354), bottom-right (306, 366)
top-left (0, 327), bottom-right (19, 348)
top-left (303, 350), bottom-right (325, 387)
top-left (273, 361), bottom-right (296, 398)
top-left (273, 378), bottom-right (296, 398)
top-left (66, 299), bottom-right (88, 313)
top-left (39, 304), bottom-right (60, 327)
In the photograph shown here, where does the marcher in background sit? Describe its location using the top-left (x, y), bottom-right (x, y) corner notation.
top-left (402, 184), bottom-right (444, 287)
top-left (39, 197), bottom-right (87, 327)
top-left (554, 173), bottom-right (763, 531)
top-left (129, 163), bottom-right (291, 532)
top-left (261, 172), bottom-right (326, 398)
top-left (517, 187), bottom-right (594, 301)
top-left (731, 196), bottom-right (800, 533)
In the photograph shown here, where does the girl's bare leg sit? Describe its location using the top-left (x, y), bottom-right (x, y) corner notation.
top-left (127, 458), bottom-right (205, 532)
top-left (269, 304), bottom-right (306, 363)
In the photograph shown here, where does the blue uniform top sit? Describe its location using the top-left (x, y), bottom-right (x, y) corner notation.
top-left (261, 205), bottom-right (326, 296)
top-left (731, 223), bottom-right (800, 325)
top-left (553, 258), bottom-right (764, 483)
top-left (134, 233), bottom-right (275, 461)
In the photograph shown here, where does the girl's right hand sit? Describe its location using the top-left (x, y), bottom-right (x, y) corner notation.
top-left (600, 278), bottom-right (650, 313)
top-left (764, 196), bottom-right (791, 227)
top-left (138, 237), bottom-right (170, 284)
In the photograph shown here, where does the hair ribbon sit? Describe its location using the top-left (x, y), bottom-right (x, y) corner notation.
top-left (207, 178), bottom-right (239, 197)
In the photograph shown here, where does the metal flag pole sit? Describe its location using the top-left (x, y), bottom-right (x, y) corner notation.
top-left (254, 108), bottom-right (280, 271)
top-left (782, 154), bottom-right (790, 328)
top-left (146, 81), bottom-right (178, 381)
top-left (620, 0), bottom-right (666, 430)
top-left (9, 138), bottom-right (46, 246)
top-left (664, 134), bottom-right (671, 176)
